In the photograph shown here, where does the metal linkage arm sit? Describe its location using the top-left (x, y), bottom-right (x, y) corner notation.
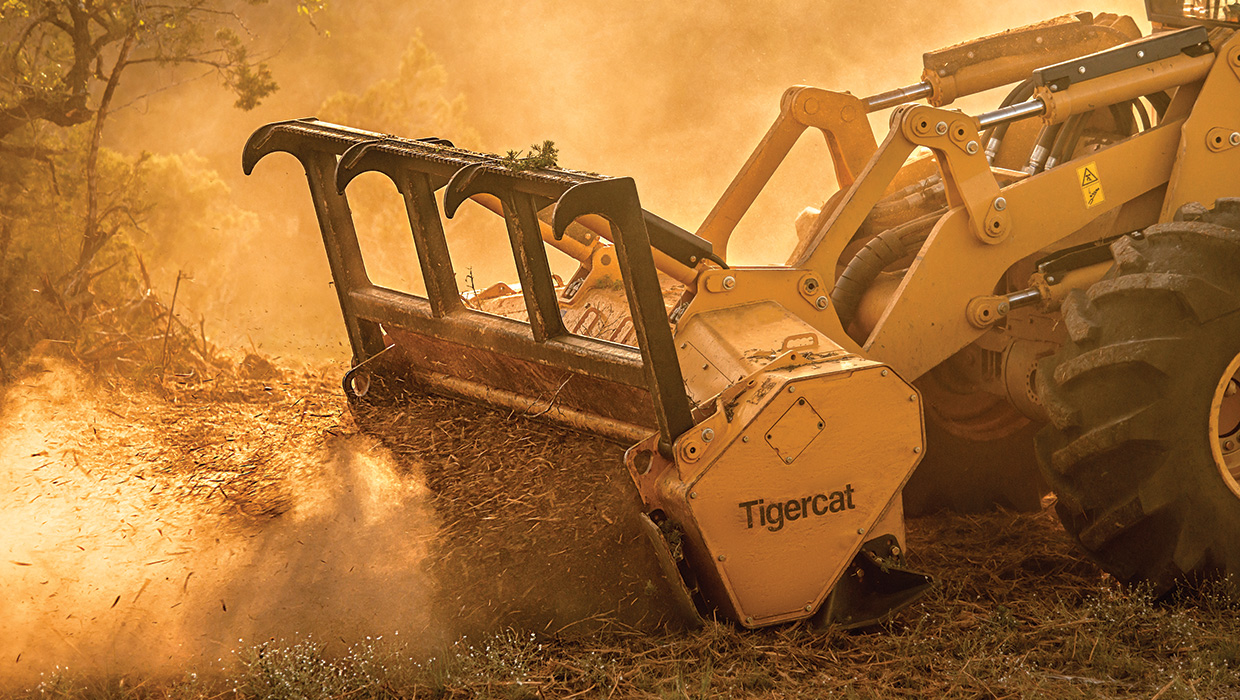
top-left (695, 86), bottom-right (879, 259)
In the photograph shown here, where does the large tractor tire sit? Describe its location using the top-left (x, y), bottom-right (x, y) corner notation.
top-left (1036, 200), bottom-right (1240, 593)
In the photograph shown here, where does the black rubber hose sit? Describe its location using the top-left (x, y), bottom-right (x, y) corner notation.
top-left (1107, 103), bottom-right (1135, 137)
top-left (1023, 121), bottom-right (1064, 174)
top-left (983, 80), bottom-right (1035, 163)
top-left (866, 178), bottom-right (945, 227)
top-left (1044, 113), bottom-right (1088, 171)
top-left (831, 208), bottom-right (944, 329)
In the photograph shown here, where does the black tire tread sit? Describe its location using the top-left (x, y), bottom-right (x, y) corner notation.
top-left (1036, 199), bottom-right (1240, 594)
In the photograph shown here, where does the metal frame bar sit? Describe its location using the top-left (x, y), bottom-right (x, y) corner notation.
top-left (243, 119), bottom-right (697, 449)
top-left (554, 178), bottom-right (695, 453)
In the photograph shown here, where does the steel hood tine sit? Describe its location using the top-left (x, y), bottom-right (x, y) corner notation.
top-left (335, 139), bottom-right (388, 194)
top-left (443, 163), bottom-right (489, 218)
top-left (553, 178), bottom-right (635, 241)
top-left (553, 178), bottom-right (695, 451)
top-left (442, 163), bottom-right (568, 341)
top-left (241, 117), bottom-right (320, 174)
top-left (335, 139), bottom-right (454, 196)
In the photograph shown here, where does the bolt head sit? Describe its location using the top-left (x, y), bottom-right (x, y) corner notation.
top-left (701, 428), bottom-right (715, 443)
top-left (815, 295), bottom-right (829, 309)
top-left (993, 196), bottom-right (1007, 211)
top-left (998, 302), bottom-right (1010, 316)
top-left (935, 121), bottom-right (948, 135)
top-left (689, 491), bottom-right (697, 499)
top-left (745, 616), bottom-right (753, 624)
top-left (785, 457), bottom-right (794, 464)
top-left (788, 386), bottom-right (796, 393)
top-left (722, 275), bottom-right (736, 290)
top-left (804, 604), bottom-right (813, 612)
top-left (909, 394), bottom-right (917, 402)
top-left (717, 554), bottom-right (727, 562)
top-left (1137, 50), bottom-right (1145, 59)
top-left (913, 446), bottom-right (922, 453)
top-left (1046, 274), bottom-right (1058, 284)
top-left (881, 369), bottom-right (889, 377)
top-left (741, 435), bottom-right (749, 443)
top-left (1231, 132), bottom-right (1240, 147)
top-left (1078, 65), bottom-right (1086, 74)
top-left (856, 528), bottom-right (865, 535)
top-left (966, 140), bottom-right (979, 154)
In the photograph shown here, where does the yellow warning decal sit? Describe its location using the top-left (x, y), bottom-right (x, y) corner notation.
top-left (1077, 161), bottom-right (1105, 208)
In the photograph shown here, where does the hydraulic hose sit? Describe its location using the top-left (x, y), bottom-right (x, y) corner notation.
top-left (1043, 113), bottom-right (1088, 171)
top-left (866, 176), bottom-right (946, 229)
top-left (1023, 121), bottom-right (1064, 174)
top-left (831, 208), bottom-right (945, 329)
top-left (982, 80), bottom-right (1035, 164)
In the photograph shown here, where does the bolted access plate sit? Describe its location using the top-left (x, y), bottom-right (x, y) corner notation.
top-left (764, 393), bottom-right (825, 463)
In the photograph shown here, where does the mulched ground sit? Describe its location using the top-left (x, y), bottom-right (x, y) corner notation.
top-left (5, 356), bottom-right (1240, 699)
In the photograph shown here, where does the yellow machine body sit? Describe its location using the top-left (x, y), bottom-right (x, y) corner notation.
top-left (245, 5), bottom-right (1240, 629)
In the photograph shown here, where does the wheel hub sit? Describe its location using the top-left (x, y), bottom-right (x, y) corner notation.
top-left (1211, 352), bottom-right (1240, 498)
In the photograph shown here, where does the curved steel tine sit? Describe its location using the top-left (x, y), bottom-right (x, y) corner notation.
top-left (241, 117), bottom-right (320, 174)
top-left (335, 139), bottom-right (390, 194)
top-left (552, 177), bottom-right (693, 451)
top-left (444, 162), bottom-right (568, 341)
top-left (443, 163), bottom-right (490, 218)
top-left (553, 177), bottom-right (643, 241)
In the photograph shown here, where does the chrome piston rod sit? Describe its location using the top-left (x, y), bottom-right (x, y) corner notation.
top-left (862, 81), bottom-right (934, 112)
top-left (976, 99), bottom-right (1047, 129)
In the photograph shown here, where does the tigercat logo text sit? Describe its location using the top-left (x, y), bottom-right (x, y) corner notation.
top-left (738, 485), bottom-right (855, 532)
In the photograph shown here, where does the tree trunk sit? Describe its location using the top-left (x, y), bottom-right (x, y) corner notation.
top-left (66, 29), bottom-right (137, 302)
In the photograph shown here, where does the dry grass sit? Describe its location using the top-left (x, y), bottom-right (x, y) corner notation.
top-left (9, 360), bottom-right (1240, 700)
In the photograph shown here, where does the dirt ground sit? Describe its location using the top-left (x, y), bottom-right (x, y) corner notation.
top-left (4, 356), bottom-right (1240, 699)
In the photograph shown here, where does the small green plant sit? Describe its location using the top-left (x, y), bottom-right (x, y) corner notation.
top-left (499, 140), bottom-right (559, 171)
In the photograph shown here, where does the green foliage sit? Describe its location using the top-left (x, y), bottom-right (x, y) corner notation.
top-left (0, 127), bottom-right (148, 367)
top-left (0, 1), bottom-right (328, 375)
top-left (215, 28), bottom-right (278, 110)
top-left (0, 0), bottom-right (304, 140)
top-left (500, 140), bottom-right (559, 171)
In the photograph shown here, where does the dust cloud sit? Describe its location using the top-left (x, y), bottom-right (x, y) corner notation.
top-left (0, 359), bottom-right (440, 688)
